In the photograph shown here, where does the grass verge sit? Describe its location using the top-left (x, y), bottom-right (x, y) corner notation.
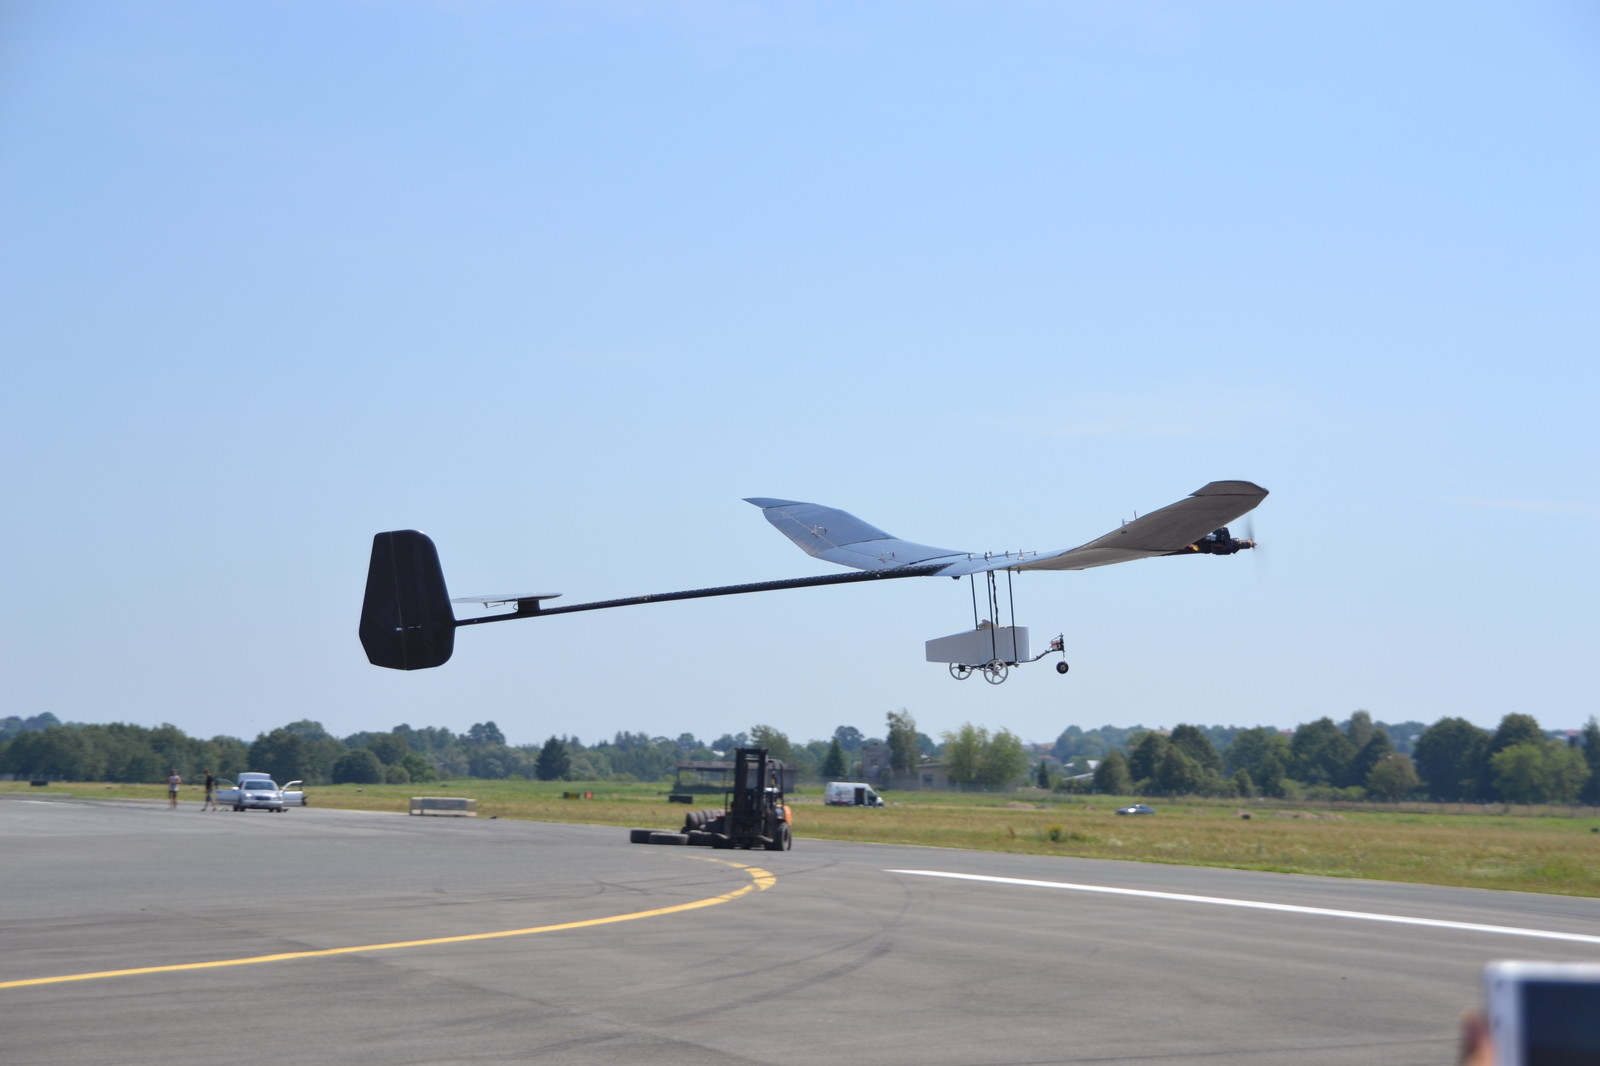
top-left (9, 780), bottom-right (1599, 897)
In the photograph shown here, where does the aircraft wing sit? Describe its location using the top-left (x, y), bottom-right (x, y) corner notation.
top-left (743, 498), bottom-right (968, 571)
top-left (749, 481), bottom-right (1267, 577)
top-left (1004, 479), bottom-right (1268, 573)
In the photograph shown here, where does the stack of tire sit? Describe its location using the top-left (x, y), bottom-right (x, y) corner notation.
top-left (681, 808), bottom-right (724, 846)
top-left (627, 808), bottom-right (723, 846)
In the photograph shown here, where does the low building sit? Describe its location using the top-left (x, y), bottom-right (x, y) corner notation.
top-left (672, 760), bottom-right (734, 794)
top-left (909, 762), bottom-right (956, 790)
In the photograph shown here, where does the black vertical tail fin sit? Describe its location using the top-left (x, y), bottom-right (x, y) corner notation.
top-left (359, 530), bottom-right (457, 670)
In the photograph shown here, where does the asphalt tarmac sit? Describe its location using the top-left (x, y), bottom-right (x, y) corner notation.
top-left (5, 795), bottom-right (1599, 1065)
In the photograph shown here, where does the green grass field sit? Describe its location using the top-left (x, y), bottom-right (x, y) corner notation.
top-left (11, 779), bottom-right (1599, 897)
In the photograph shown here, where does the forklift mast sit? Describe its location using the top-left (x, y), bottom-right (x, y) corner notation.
top-left (727, 747), bottom-right (782, 841)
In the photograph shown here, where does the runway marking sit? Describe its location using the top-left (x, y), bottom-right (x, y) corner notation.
top-left (1, 857), bottom-right (774, 990)
top-left (888, 869), bottom-right (1600, 946)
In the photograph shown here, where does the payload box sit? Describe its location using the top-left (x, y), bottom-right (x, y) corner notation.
top-left (925, 625), bottom-right (1029, 666)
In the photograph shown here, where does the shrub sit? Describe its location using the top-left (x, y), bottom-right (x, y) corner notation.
top-left (332, 748), bottom-right (384, 785)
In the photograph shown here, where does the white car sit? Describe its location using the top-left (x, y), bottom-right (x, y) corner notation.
top-left (217, 773), bottom-right (289, 812)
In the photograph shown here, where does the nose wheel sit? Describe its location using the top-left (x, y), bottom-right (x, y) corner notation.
top-left (1048, 634), bottom-right (1069, 675)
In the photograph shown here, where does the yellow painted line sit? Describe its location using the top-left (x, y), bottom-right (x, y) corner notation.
top-left (2, 856), bottom-right (774, 990)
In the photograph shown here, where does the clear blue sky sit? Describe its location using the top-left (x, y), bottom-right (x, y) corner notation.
top-left (4, 1), bottom-right (1596, 749)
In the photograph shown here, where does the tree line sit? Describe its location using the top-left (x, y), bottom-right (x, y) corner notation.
top-left (0, 711), bottom-right (1003, 791)
top-left (1083, 712), bottom-right (1599, 805)
top-left (3, 709), bottom-right (1596, 804)
top-left (0, 718), bottom-right (737, 788)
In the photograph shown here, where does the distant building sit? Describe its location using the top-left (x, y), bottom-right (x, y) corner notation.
top-left (860, 743), bottom-right (891, 785)
top-left (911, 762), bottom-right (956, 790)
top-left (673, 760), bottom-right (734, 793)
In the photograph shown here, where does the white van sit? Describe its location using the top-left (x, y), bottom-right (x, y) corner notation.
top-left (824, 781), bottom-right (885, 807)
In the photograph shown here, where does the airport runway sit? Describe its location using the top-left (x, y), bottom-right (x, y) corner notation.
top-left (5, 795), bottom-right (1599, 1065)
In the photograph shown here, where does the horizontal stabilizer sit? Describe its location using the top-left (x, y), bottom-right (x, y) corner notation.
top-left (452, 594), bottom-right (562, 608)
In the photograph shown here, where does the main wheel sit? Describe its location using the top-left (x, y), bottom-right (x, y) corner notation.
top-left (1056, 661), bottom-right (1070, 675)
top-left (949, 663), bottom-right (972, 680)
top-left (982, 659), bottom-right (1009, 684)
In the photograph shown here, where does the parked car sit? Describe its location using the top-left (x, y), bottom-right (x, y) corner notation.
top-left (216, 773), bottom-right (287, 812)
top-left (1115, 804), bottom-right (1156, 816)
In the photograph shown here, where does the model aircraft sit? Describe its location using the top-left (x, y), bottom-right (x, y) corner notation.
top-left (360, 480), bottom-right (1266, 681)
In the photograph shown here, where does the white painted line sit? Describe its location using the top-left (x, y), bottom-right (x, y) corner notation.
top-left (887, 870), bottom-right (1600, 946)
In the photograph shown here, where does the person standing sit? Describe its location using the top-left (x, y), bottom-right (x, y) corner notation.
top-left (202, 769), bottom-right (217, 811)
top-left (166, 768), bottom-right (182, 809)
